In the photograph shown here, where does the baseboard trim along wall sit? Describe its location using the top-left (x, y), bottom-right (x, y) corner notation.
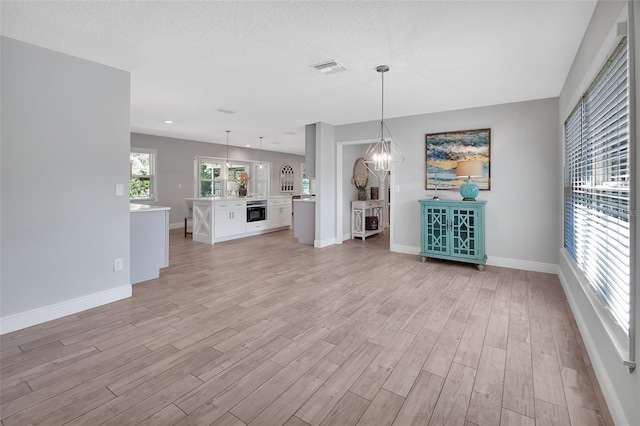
top-left (390, 244), bottom-right (421, 255)
top-left (314, 237), bottom-right (337, 248)
top-left (390, 245), bottom-right (559, 274)
top-left (486, 256), bottom-right (559, 274)
top-left (557, 268), bottom-right (627, 426)
top-left (0, 285), bottom-right (132, 335)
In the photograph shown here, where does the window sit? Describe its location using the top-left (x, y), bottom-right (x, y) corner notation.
top-left (301, 163), bottom-right (310, 194)
top-left (130, 149), bottom-right (156, 200)
top-left (196, 157), bottom-right (266, 197)
top-left (252, 163), bottom-right (271, 197)
top-left (198, 160), bottom-right (222, 197)
top-left (563, 38), bottom-right (631, 336)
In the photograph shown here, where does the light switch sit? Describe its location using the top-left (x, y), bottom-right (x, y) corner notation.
top-left (115, 183), bottom-right (124, 196)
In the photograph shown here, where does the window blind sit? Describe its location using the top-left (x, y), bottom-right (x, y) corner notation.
top-left (563, 37), bottom-right (631, 336)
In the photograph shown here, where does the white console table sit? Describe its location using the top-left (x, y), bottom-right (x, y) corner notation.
top-left (351, 199), bottom-right (385, 240)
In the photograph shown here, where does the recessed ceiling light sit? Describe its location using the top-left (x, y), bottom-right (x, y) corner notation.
top-left (245, 144), bottom-right (251, 147)
top-left (312, 60), bottom-right (348, 74)
top-left (164, 120), bottom-right (173, 124)
top-left (284, 131), bottom-right (297, 136)
top-left (217, 109), bottom-right (236, 114)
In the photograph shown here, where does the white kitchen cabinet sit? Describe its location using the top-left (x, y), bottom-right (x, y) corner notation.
top-left (214, 200), bottom-right (246, 238)
top-left (268, 198), bottom-right (291, 229)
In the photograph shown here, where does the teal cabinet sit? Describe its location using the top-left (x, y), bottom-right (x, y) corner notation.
top-left (419, 199), bottom-right (487, 270)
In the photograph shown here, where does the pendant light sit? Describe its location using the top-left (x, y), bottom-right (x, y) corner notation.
top-left (258, 136), bottom-right (263, 169)
top-left (364, 65), bottom-right (404, 185)
top-left (225, 130), bottom-right (231, 168)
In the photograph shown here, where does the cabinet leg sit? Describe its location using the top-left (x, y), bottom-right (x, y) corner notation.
top-left (477, 264), bottom-right (485, 271)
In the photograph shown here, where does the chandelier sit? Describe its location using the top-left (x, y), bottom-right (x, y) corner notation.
top-left (364, 65), bottom-right (404, 184)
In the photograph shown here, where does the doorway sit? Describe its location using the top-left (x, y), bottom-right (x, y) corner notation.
top-left (336, 140), bottom-right (393, 249)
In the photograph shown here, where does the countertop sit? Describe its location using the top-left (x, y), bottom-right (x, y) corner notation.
top-left (130, 203), bottom-right (171, 213)
top-left (188, 195), bottom-right (292, 201)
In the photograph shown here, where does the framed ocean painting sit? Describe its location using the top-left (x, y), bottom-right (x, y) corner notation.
top-left (425, 128), bottom-right (491, 190)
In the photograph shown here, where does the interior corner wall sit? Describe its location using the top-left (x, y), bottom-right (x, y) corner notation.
top-left (336, 98), bottom-right (560, 271)
top-left (314, 122), bottom-right (336, 247)
top-left (556, 1), bottom-right (639, 425)
top-left (0, 37), bottom-right (131, 333)
top-left (130, 133), bottom-right (305, 225)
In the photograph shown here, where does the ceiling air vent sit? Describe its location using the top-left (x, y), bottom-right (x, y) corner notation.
top-left (312, 60), bottom-right (348, 74)
top-left (217, 108), bottom-right (236, 114)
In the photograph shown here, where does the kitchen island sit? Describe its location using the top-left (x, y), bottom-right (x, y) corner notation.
top-left (130, 203), bottom-right (170, 284)
top-left (190, 196), bottom-right (291, 244)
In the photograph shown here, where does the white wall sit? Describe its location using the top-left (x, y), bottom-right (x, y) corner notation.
top-left (557, 1), bottom-right (639, 424)
top-left (130, 133), bottom-right (305, 225)
top-left (0, 37), bottom-right (131, 333)
top-left (336, 98), bottom-right (560, 272)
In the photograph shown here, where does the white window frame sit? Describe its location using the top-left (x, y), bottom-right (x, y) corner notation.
top-left (563, 34), bottom-right (635, 369)
top-left (130, 148), bottom-right (157, 202)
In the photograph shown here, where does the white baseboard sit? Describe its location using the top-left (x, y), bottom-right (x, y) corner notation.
top-left (391, 244), bottom-right (421, 255)
top-left (390, 245), bottom-right (558, 274)
top-left (169, 222), bottom-right (185, 230)
top-left (314, 237), bottom-right (336, 248)
top-left (557, 268), bottom-right (628, 426)
top-left (486, 256), bottom-right (559, 274)
top-left (0, 285), bottom-right (132, 335)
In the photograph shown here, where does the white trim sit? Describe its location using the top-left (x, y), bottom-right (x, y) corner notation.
top-left (169, 222), bottom-right (184, 230)
top-left (314, 237), bottom-right (336, 248)
top-left (391, 244), bottom-right (421, 255)
top-left (559, 249), bottom-right (630, 361)
top-left (389, 245), bottom-right (559, 273)
top-left (561, 7), bottom-right (629, 121)
top-left (557, 264), bottom-right (629, 426)
top-left (0, 285), bottom-right (132, 335)
top-left (486, 256), bottom-right (559, 274)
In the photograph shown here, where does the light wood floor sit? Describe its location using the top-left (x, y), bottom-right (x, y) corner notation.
top-left (1, 228), bottom-right (613, 426)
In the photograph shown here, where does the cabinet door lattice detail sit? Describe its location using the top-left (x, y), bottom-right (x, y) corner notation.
top-left (425, 206), bottom-right (448, 254)
top-left (451, 208), bottom-right (477, 258)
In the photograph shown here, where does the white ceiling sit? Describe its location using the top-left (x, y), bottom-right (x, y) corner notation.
top-left (1, 1), bottom-right (597, 155)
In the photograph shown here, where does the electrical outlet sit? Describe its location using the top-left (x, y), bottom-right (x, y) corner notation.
top-left (115, 184), bottom-right (124, 196)
top-left (113, 258), bottom-right (123, 272)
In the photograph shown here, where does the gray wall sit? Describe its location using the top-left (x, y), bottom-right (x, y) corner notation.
top-left (1, 37), bottom-right (131, 319)
top-left (557, 1), bottom-right (639, 424)
top-left (336, 97), bottom-right (560, 269)
top-left (314, 122), bottom-right (337, 247)
top-left (130, 133), bottom-right (305, 225)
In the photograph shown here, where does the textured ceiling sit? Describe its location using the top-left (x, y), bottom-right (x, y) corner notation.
top-left (1, 1), bottom-right (597, 155)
